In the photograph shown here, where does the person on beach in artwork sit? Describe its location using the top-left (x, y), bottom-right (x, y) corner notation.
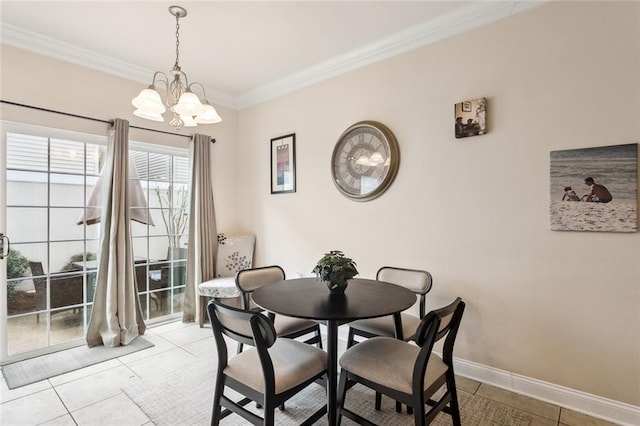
top-left (562, 186), bottom-right (580, 201)
top-left (581, 177), bottom-right (613, 203)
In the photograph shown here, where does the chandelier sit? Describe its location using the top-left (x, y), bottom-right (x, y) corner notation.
top-left (131, 5), bottom-right (221, 130)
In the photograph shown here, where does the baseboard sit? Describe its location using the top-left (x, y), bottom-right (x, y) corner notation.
top-left (452, 356), bottom-right (640, 426)
top-left (334, 326), bottom-right (639, 425)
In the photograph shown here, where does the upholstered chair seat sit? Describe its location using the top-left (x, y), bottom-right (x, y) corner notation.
top-left (348, 266), bottom-right (433, 346)
top-left (235, 266), bottom-right (323, 353)
top-left (337, 297), bottom-right (466, 426)
top-left (197, 234), bottom-right (255, 327)
top-left (208, 300), bottom-right (328, 425)
top-left (339, 337), bottom-right (447, 395)
top-left (347, 266), bottom-right (433, 413)
top-left (272, 316), bottom-right (321, 337)
top-left (225, 338), bottom-right (327, 394)
top-left (348, 313), bottom-right (422, 342)
top-left (198, 277), bottom-right (237, 298)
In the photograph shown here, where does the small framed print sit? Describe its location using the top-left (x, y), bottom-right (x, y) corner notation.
top-left (455, 97), bottom-right (487, 139)
top-left (271, 133), bottom-right (296, 194)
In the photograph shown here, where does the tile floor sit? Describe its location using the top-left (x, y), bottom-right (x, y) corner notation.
top-left (0, 320), bottom-right (619, 426)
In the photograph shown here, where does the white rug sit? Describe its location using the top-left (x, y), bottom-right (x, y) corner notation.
top-left (123, 357), bottom-right (534, 425)
top-left (2, 337), bottom-right (154, 389)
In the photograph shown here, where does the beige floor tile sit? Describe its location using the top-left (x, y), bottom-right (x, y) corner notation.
top-left (0, 388), bottom-right (68, 425)
top-left (117, 333), bottom-right (177, 364)
top-left (456, 375), bottom-right (481, 394)
top-left (181, 334), bottom-right (215, 358)
top-left (48, 358), bottom-right (122, 386)
top-left (125, 346), bottom-right (198, 379)
top-left (39, 414), bottom-right (78, 426)
top-left (147, 319), bottom-right (192, 334)
top-left (560, 408), bottom-right (621, 426)
top-left (476, 383), bottom-right (561, 421)
top-left (72, 392), bottom-right (151, 426)
top-left (530, 413), bottom-right (560, 426)
top-left (55, 364), bottom-right (141, 412)
top-left (159, 322), bottom-right (213, 346)
top-left (0, 373), bottom-right (51, 404)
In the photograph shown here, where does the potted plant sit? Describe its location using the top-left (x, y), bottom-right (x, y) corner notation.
top-left (312, 250), bottom-right (359, 294)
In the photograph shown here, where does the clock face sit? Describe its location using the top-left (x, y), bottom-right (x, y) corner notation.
top-left (331, 121), bottom-right (399, 201)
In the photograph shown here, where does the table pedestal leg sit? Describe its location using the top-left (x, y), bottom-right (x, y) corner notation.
top-left (327, 319), bottom-right (338, 426)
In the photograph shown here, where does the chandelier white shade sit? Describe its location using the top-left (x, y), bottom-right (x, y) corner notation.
top-left (131, 5), bottom-right (221, 130)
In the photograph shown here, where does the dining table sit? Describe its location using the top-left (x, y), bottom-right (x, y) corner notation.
top-left (252, 277), bottom-right (416, 426)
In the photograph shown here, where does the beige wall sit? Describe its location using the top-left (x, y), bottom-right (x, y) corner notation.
top-left (236, 1), bottom-right (640, 406)
top-left (1, 0), bottom-right (638, 410)
top-left (0, 45), bottom-right (239, 230)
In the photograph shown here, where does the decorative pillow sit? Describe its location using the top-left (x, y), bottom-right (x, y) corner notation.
top-left (215, 234), bottom-right (255, 277)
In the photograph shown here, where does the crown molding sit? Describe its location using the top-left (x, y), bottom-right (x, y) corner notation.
top-left (234, 1), bottom-right (547, 108)
top-left (0, 23), bottom-right (237, 109)
top-left (1, 1), bottom-right (546, 110)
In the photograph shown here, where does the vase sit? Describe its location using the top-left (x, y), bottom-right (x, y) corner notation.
top-left (326, 279), bottom-right (348, 294)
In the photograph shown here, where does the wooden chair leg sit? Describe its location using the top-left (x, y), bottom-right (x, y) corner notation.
top-left (337, 369), bottom-right (350, 424)
top-left (210, 375), bottom-right (225, 426)
top-left (199, 295), bottom-right (207, 328)
top-left (413, 400), bottom-right (426, 426)
top-left (375, 391), bottom-right (382, 410)
top-left (447, 374), bottom-right (462, 426)
top-left (347, 327), bottom-right (356, 348)
top-left (316, 326), bottom-right (323, 349)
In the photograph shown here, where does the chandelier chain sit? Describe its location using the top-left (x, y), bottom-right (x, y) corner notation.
top-left (174, 13), bottom-right (180, 70)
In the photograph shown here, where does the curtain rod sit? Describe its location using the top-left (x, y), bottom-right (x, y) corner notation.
top-left (0, 100), bottom-right (216, 143)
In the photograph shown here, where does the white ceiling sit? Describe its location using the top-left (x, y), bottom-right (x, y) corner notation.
top-left (0, 1), bottom-right (542, 109)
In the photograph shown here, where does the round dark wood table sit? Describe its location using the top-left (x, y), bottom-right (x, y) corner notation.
top-left (252, 277), bottom-right (416, 426)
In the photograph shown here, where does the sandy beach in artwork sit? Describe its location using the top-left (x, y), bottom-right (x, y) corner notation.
top-left (550, 199), bottom-right (637, 232)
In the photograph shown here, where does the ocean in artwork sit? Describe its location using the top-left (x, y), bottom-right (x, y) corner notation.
top-left (549, 143), bottom-right (637, 232)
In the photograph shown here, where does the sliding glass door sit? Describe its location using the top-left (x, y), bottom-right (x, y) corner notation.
top-left (0, 122), bottom-right (188, 362)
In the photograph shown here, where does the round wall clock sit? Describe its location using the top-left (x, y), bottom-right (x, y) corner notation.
top-left (331, 120), bottom-right (400, 201)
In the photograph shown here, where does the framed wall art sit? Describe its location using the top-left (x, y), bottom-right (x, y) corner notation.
top-left (549, 143), bottom-right (637, 232)
top-left (455, 97), bottom-right (487, 138)
top-left (270, 133), bottom-right (296, 194)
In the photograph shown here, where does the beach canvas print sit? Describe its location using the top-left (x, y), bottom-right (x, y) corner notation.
top-left (550, 143), bottom-right (638, 232)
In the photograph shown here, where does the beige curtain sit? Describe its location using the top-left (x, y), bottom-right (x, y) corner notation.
top-left (183, 134), bottom-right (217, 322)
top-left (86, 119), bottom-right (145, 347)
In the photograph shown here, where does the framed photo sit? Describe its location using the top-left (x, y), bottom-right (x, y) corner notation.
top-left (455, 97), bottom-right (487, 139)
top-left (270, 133), bottom-right (296, 194)
top-left (549, 143), bottom-right (637, 232)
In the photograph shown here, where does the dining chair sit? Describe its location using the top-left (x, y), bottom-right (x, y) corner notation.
top-left (347, 266), bottom-right (433, 347)
top-left (198, 234), bottom-right (256, 327)
top-left (346, 266), bottom-right (432, 413)
top-left (337, 297), bottom-right (465, 426)
top-left (207, 300), bottom-right (328, 426)
top-left (235, 265), bottom-right (323, 353)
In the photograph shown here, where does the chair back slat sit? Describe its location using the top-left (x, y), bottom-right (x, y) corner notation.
top-left (236, 265), bottom-right (285, 311)
top-left (236, 265), bottom-right (285, 293)
top-left (376, 266), bottom-right (433, 294)
top-left (208, 300), bottom-right (277, 348)
top-left (412, 297), bottom-right (465, 393)
top-left (414, 297), bottom-right (464, 347)
top-left (376, 266), bottom-right (433, 318)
